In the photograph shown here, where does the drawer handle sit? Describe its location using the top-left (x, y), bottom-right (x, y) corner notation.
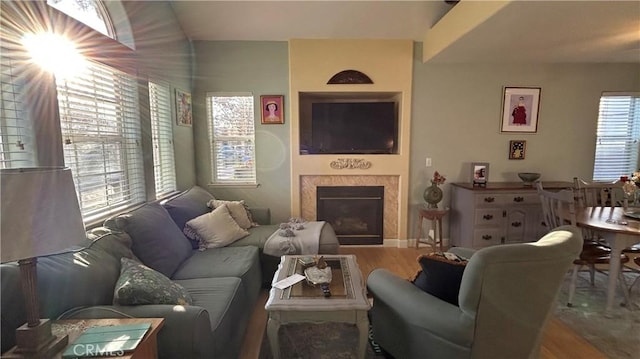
top-left (483, 214), bottom-right (493, 220)
top-left (513, 196), bottom-right (524, 202)
top-left (511, 221), bottom-right (522, 227)
top-left (482, 235), bottom-right (492, 240)
top-left (484, 197), bottom-right (495, 203)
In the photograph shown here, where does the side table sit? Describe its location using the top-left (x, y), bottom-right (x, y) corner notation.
top-left (3, 318), bottom-right (164, 359)
top-left (415, 207), bottom-right (449, 250)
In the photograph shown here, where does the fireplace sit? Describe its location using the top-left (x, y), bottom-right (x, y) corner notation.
top-left (316, 186), bottom-right (384, 245)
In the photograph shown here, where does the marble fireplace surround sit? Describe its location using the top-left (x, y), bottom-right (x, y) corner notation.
top-left (300, 175), bottom-right (399, 240)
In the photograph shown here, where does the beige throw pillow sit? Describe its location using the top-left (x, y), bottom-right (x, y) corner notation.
top-left (184, 204), bottom-right (249, 248)
top-left (207, 199), bottom-right (253, 229)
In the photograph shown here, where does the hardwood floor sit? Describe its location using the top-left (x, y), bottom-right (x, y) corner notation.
top-left (239, 246), bottom-right (606, 359)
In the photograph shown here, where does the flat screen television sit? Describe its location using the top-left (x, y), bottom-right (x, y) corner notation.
top-left (301, 102), bottom-right (398, 154)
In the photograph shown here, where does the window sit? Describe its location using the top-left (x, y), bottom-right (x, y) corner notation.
top-left (593, 93), bottom-right (640, 181)
top-left (56, 60), bottom-right (145, 223)
top-left (46, 0), bottom-right (115, 39)
top-left (149, 81), bottom-right (176, 197)
top-left (0, 48), bottom-right (35, 168)
top-left (206, 93), bottom-right (256, 184)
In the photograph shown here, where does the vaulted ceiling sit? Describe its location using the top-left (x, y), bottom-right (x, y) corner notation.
top-left (169, 1), bottom-right (640, 63)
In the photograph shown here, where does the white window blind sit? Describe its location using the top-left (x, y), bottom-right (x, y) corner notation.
top-left (0, 48), bottom-right (35, 168)
top-left (56, 60), bottom-right (145, 223)
top-left (149, 81), bottom-right (176, 197)
top-left (206, 93), bottom-right (256, 184)
top-left (593, 93), bottom-right (640, 181)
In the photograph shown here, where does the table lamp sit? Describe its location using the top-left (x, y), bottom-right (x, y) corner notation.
top-left (1, 167), bottom-right (86, 358)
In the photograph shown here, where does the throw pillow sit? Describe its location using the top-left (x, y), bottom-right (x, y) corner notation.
top-left (207, 199), bottom-right (254, 229)
top-left (184, 204), bottom-right (250, 248)
top-left (103, 202), bottom-right (193, 278)
top-left (412, 252), bottom-right (468, 306)
top-left (114, 258), bottom-right (193, 306)
top-left (162, 186), bottom-right (215, 249)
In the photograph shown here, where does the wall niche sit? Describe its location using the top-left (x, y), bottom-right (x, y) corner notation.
top-left (299, 92), bottom-right (402, 155)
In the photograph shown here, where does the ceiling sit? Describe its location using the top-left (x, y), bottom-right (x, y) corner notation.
top-left (169, 1), bottom-right (640, 63)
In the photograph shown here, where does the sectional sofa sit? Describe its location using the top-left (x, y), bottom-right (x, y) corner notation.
top-left (1, 186), bottom-right (339, 358)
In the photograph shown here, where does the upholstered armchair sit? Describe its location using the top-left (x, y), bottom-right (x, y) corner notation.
top-left (367, 225), bottom-right (583, 359)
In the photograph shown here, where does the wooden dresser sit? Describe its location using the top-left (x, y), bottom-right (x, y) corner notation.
top-left (449, 182), bottom-right (573, 249)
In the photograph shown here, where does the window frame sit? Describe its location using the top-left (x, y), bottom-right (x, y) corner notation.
top-left (206, 92), bottom-right (257, 186)
top-left (149, 80), bottom-right (177, 198)
top-left (56, 59), bottom-right (146, 224)
top-left (592, 92), bottom-right (640, 181)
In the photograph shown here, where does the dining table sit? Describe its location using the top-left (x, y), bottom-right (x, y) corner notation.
top-left (572, 206), bottom-right (640, 312)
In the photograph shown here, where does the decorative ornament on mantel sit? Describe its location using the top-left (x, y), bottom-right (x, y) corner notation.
top-left (423, 171), bottom-right (446, 208)
top-left (330, 158), bottom-right (372, 170)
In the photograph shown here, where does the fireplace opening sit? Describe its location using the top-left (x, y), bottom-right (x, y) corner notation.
top-left (316, 186), bottom-right (384, 245)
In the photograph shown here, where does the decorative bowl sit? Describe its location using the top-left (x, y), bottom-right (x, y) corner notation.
top-left (518, 172), bottom-right (541, 185)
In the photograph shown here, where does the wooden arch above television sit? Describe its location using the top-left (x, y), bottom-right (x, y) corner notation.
top-left (327, 70), bottom-right (373, 84)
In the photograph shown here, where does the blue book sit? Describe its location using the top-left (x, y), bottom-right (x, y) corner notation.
top-left (62, 323), bottom-right (151, 358)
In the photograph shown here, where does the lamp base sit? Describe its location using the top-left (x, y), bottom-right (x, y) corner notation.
top-left (2, 319), bottom-right (68, 359)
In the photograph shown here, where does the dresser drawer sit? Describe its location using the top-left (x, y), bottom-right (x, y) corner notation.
top-left (504, 193), bottom-right (540, 206)
top-left (472, 229), bottom-right (503, 247)
top-left (474, 208), bottom-right (503, 226)
top-left (475, 194), bottom-right (504, 207)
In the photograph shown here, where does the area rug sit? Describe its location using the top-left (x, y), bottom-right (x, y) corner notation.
top-left (259, 321), bottom-right (389, 359)
top-left (553, 270), bottom-right (640, 358)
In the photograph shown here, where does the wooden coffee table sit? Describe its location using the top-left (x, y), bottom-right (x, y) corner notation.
top-left (265, 255), bottom-right (370, 359)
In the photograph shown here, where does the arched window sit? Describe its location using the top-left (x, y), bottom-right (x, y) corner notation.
top-left (46, 0), bottom-right (115, 39)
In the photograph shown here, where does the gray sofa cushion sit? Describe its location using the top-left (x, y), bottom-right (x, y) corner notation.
top-left (173, 246), bottom-right (258, 280)
top-left (231, 224), bottom-right (280, 248)
top-left (172, 246), bottom-right (261, 307)
top-left (105, 202), bottom-right (193, 278)
top-left (176, 277), bottom-right (251, 359)
top-left (163, 186), bottom-right (214, 228)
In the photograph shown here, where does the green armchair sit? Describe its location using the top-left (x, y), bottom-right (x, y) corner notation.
top-left (367, 225), bottom-right (582, 359)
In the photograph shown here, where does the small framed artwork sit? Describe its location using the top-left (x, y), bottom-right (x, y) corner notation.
top-left (471, 162), bottom-right (490, 187)
top-left (260, 95), bottom-right (284, 124)
top-left (509, 140), bottom-right (526, 160)
top-left (500, 87), bottom-right (541, 133)
top-left (175, 89), bottom-right (192, 126)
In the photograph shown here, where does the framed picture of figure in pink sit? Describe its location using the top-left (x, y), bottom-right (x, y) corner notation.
top-left (260, 95), bottom-right (284, 124)
top-left (500, 87), bottom-right (541, 133)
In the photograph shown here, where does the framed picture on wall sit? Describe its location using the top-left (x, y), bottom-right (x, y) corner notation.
top-left (175, 89), bottom-right (192, 126)
top-left (500, 87), bottom-right (541, 133)
top-left (260, 95), bottom-right (284, 124)
top-left (509, 140), bottom-right (526, 160)
top-left (471, 162), bottom-right (490, 187)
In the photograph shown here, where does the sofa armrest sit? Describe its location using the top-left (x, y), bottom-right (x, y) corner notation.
top-left (366, 269), bottom-right (474, 348)
top-left (58, 305), bottom-right (214, 359)
top-left (249, 207), bottom-right (271, 225)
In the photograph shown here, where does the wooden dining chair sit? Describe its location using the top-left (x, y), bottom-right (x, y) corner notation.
top-left (574, 177), bottom-right (639, 303)
top-left (536, 182), bottom-right (630, 306)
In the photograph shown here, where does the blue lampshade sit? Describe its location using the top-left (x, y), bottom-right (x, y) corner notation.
top-left (1, 167), bottom-right (86, 262)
